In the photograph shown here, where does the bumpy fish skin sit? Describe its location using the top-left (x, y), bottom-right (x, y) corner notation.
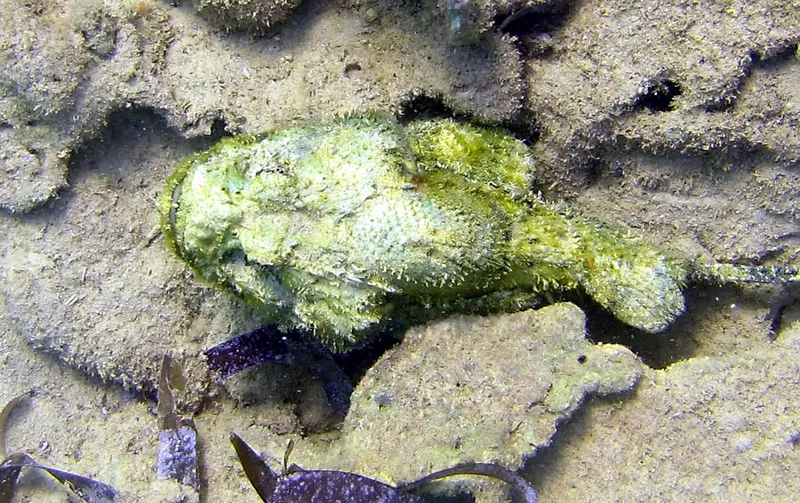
top-left (160, 113), bottom-right (687, 350)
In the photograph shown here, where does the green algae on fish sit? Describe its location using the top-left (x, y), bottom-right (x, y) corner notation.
top-left (159, 113), bottom-right (796, 350)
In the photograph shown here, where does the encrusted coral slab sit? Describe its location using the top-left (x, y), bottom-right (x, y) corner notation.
top-left (294, 304), bottom-right (643, 501)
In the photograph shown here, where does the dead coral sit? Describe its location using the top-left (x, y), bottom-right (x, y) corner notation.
top-left (189, 0), bottom-right (302, 34)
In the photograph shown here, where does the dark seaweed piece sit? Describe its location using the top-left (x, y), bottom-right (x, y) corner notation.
top-left (0, 394), bottom-right (117, 503)
top-left (156, 428), bottom-right (199, 489)
top-left (400, 462), bottom-right (538, 503)
top-left (204, 325), bottom-right (299, 380)
top-left (317, 360), bottom-right (353, 419)
top-left (229, 433), bottom-right (278, 502)
top-left (2, 453), bottom-right (118, 503)
top-left (0, 465), bottom-right (22, 503)
top-left (155, 355), bottom-right (200, 491)
top-left (205, 326), bottom-right (353, 418)
top-left (231, 433), bottom-right (425, 502)
top-left (230, 433), bottom-right (539, 503)
top-left (39, 463), bottom-right (117, 502)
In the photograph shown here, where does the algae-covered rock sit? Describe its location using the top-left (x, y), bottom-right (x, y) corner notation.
top-left (525, 0), bottom-right (800, 203)
top-left (285, 305), bottom-right (643, 501)
top-left (0, 1), bottom-right (523, 213)
top-left (432, 0), bottom-right (556, 44)
top-left (527, 320), bottom-right (800, 501)
top-left (351, 0), bottom-right (556, 45)
top-left (189, 0), bottom-right (301, 34)
top-left (0, 0), bottom-right (175, 213)
top-left (0, 114), bottom-right (249, 402)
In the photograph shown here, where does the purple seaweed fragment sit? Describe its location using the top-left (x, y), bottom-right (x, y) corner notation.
top-left (156, 427), bottom-right (199, 490)
top-left (204, 325), bottom-right (299, 380)
top-left (0, 464), bottom-right (21, 502)
top-left (0, 393), bottom-right (117, 503)
top-left (400, 462), bottom-right (539, 502)
top-left (204, 326), bottom-right (353, 418)
top-left (230, 433), bottom-right (538, 503)
top-left (231, 433), bottom-right (423, 503)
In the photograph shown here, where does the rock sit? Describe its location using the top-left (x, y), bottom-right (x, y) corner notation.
top-left (525, 0), bottom-right (800, 193)
top-left (0, 0), bottom-right (524, 212)
top-left (527, 320), bottom-right (800, 501)
top-left (188, 0), bottom-right (301, 34)
top-left (291, 305), bottom-right (643, 501)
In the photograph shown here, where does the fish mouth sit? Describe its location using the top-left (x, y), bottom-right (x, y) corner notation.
top-left (159, 158), bottom-right (194, 259)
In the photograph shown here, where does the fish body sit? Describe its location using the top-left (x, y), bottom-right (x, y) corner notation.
top-left (161, 113), bottom-right (689, 349)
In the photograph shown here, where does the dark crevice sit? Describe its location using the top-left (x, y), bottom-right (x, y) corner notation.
top-left (633, 78), bottom-right (683, 113)
top-left (749, 42), bottom-right (800, 68)
top-left (396, 94), bottom-right (458, 123)
top-left (332, 332), bottom-right (401, 385)
top-left (395, 92), bottom-right (538, 145)
top-left (501, 111), bottom-right (541, 146)
top-left (498, 2), bottom-right (572, 39)
top-left (583, 300), bottom-right (675, 369)
top-left (58, 106), bottom-right (177, 194)
top-left (498, 2), bottom-right (572, 57)
top-left (208, 117), bottom-right (230, 142)
top-left (585, 280), bottom-right (795, 369)
top-left (581, 155), bottom-right (605, 189)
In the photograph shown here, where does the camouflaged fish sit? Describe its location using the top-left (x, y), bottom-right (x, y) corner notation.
top-left (160, 113), bottom-right (798, 350)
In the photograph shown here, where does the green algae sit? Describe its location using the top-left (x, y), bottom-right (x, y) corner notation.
top-left (159, 113), bottom-right (795, 350)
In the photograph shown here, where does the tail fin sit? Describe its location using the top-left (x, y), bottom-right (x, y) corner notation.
top-left (581, 258), bottom-right (686, 333)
